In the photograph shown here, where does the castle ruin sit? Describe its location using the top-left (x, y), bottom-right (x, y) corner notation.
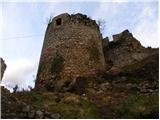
top-left (35, 13), bottom-right (105, 91)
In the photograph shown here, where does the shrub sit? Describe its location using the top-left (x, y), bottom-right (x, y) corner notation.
top-left (51, 52), bottom-right (64, 75)
top-left (102, 37), bottom-right (109, 48)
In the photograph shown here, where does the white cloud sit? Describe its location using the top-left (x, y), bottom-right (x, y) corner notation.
top-left (2, 58), bottom-right (38, 90)
top-left (2, 3), bottom-right (44, 90)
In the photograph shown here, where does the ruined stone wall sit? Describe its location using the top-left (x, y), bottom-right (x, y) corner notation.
top-left (104, 30), bottom-right (158, 69)
top-left (36, 13), bottom-right (105, 90)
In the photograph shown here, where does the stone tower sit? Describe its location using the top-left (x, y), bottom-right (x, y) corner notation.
top-left (36, 13), bottom-right (105, 90)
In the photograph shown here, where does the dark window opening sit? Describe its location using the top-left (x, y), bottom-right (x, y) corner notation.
top-left (56, 18), bottom-right (62, 26)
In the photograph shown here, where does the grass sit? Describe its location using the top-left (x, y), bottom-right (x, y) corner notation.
top-left (49, 97), bottom-right (100, 118)
top-left (15, 91), bottom-right (100, 119)
top-left (111, 93), bottom-right (159, 119)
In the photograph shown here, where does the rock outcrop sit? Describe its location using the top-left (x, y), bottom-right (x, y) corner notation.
top-left (103, 29), bottom-right (158, 69)
top-left (1, 58), bottom-right (7, 80)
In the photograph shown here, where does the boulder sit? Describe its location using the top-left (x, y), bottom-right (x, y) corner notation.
top-left (22, 105), bottom-right (30, 113)
top-left (35, 110), bottom-right (43, 119)
top-left (28, 110), bottom-right (35, 118)
top-left (50, 113), bottom-right (61, 119)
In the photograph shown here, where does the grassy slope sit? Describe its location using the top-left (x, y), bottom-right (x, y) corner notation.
top-left (15, 91), bottom-right (100, 119)
top-left (96, 53), bottom-right (159, 118)
top-left (110, 93), bottom-right (159, 119)
top-left (3, 52), bottom-right (158, 119)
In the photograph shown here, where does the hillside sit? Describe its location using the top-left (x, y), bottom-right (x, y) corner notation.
top-left (1, 29), bottom-right (159, 119)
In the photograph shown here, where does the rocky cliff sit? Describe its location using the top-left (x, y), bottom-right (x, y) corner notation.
top-left (1, 58), bottom-right (7, 80)
top-left (103, 29), bottom-right (158, 70)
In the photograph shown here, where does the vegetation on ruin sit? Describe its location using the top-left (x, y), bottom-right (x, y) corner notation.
top-left (51, 52), bottom-right (64, 76)
top-left (102, 37), bottom-right (109, 48)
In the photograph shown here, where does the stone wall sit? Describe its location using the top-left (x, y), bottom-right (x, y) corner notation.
top-left (36, 13), bottom-right (105, 90)
top-left (103, 30), bottom-right (158, 69)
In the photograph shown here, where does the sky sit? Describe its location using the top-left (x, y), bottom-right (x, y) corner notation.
top-left (0, 0), bottom-right (159, 91)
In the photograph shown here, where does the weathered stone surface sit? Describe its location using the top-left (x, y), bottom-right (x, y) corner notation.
top-left (1, 87), bottom-right (26, 118)
top-left (22, 105), bottom-right (30, 113)
top-left (35, 110), bottom-right (43, 119)
top-left (44, 111), bottom-right (51, 116)
top-left (103, 29), bottom-right (159, 69)
top-left (1, 89), bottom-right (61, 119)
top-left (50, 113), bottom-right (61, 119)
top-left (28, 110), bottom-right (35, 118)
top-left (69, 77), bottom-right (88, 95)
top-left (36, 13), bottom-right (105, 91)
top-left (1, 58), bottom-right (7, 80)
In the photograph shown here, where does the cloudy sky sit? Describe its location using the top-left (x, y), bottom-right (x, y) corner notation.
top-left (0, 0), bottom-right (159, 90)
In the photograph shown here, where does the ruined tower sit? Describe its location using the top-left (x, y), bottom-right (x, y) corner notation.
top-left (36, 13), bottom-right (105, 90)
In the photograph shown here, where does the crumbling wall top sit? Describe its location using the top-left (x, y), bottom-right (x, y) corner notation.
top-left (112, 29), bottom-right (133, 42)
top-left (49, 13), bottom-right (99, 31)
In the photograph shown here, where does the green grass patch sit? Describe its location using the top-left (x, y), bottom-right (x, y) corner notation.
top-left (111, 93), bottom-right (159, 119)
top-left (47, 97), bottom-right (100, 118)
top-left (15, 91), bottom-right (100, 119)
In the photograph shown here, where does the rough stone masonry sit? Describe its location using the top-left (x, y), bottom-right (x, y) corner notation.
top-left (36, 13), bottom-right (105, 91)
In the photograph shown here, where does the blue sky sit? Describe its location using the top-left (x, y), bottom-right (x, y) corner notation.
top-left (0, 0), bottom-right (159, 90)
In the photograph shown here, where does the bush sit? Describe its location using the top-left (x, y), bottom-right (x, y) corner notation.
top-left (51, 53), bottom-right (64, 75)
top-left (102, 37), bottom-right (109, 48)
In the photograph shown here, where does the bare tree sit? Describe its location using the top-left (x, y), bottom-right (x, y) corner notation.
top-left (45, 13), bottom-right (55, 24)
top-left (13, 85), bottom-right (18, 93)
top-left (33, 74), bottom-right (35, 82)
top-left (97, 19), bottom-right (106, 34)
top-left (28, 85), bottom-right (33, 91)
